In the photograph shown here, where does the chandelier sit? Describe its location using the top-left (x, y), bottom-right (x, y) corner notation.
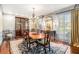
top-left (32, 8), bottom-right (35, 18)
top-left (31, 8), bottom-right (39, 19)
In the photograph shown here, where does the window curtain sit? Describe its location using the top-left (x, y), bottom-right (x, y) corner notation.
top-left (71, 4), bottom-right (79, 47)
top-left (52, 11), bottom-right (71, 44)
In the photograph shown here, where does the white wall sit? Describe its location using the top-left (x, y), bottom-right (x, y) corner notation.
top-left (0, 5), bottom-right (3, 45)
top-left (3, 14), bottom-right (15, 31)
top-left (3, 14), bottom-right (15, 38)
top-left (0, 5), bottom-right (16, 44)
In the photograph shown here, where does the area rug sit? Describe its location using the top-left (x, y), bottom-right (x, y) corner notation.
top-left (18, 41), bottom-right (69, 54)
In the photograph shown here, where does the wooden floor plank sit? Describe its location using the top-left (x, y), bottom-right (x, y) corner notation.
top-left (0, 41), bottom-right (11, 54)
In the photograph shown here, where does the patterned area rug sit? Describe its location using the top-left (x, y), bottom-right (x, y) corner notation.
top-left (18, 41), bottom-right (68, 54)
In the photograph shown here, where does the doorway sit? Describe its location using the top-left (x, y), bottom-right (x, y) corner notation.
top-left (15, 17), bottom-right (28, 38)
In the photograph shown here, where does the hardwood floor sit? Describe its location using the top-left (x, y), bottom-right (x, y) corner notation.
top-left (0, 41), bottom-right (11, 54)
top-left (0, 38), bottom-right (79, 54)
top-left (70, 46), bottom-right (79, 54)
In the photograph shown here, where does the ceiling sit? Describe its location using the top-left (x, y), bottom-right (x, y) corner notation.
top-left (2, 4), bottom-right (74, 17)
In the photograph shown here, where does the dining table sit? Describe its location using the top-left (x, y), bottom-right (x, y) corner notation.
top-left (29, 32), bottom-right (45, 40)
top-left (26, 32), bottom-right (50, 53)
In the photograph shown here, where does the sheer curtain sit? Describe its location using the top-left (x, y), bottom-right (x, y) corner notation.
top-left (52, 11), bottom-right (71, 44)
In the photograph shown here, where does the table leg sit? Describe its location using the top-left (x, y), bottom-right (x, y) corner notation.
top-left (28, 38), bottom-right (30, 50)
top-left (48, 35), bottom-right (50, 52)
top-left (49, 39), bottom-right (50, 51)
top-left (44, 38), bottom-right (46, 53)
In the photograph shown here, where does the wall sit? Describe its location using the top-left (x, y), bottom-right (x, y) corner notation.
top-left (3, 14), bottom-right (15, 38)
top-left (0, 5), bottom-right (3, 45)
top-left (3, 14), bottom-right (15, 30)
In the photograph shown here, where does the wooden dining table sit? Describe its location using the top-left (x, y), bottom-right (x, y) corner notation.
top-left (29, 32), bottom-right (45, 40)
top-left (27, 32), bottom-right (50, 53)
